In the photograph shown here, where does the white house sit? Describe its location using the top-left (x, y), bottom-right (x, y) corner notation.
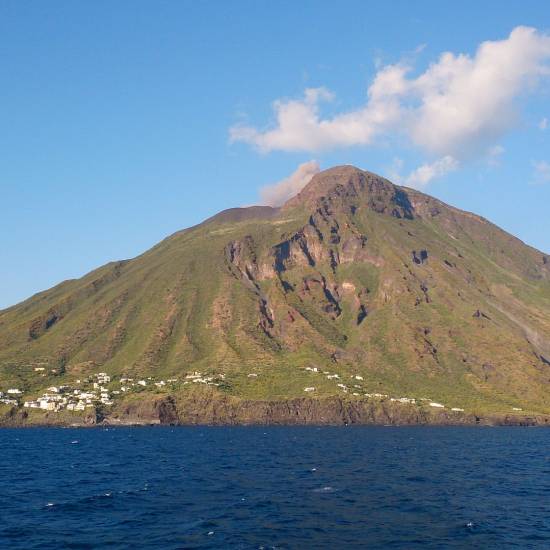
top-left (39, 400), bottom-right (57, 411)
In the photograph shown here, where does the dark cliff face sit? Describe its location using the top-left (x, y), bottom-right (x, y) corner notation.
top-left (129, 395), bottom-right (550, 427)
top-left (1, 165), bottom-right (550, 421)
top-left (3, 394), bottom-right (550, 427)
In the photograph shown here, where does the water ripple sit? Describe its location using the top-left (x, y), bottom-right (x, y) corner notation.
top-left (0, 426), bottom-right (549, 548)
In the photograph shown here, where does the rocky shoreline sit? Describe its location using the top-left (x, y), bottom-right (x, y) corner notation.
top-left (1, 395), bottom-right (549, 427)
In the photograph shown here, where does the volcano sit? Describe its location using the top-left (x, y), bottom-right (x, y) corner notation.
top-left (2, 166), bottom-right (550, 425)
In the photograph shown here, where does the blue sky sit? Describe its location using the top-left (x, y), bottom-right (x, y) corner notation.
top-left (2, 0), bottom-right (550, 309)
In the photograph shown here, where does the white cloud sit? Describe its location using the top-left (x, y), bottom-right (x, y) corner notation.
top-left (539, 117), bottom-right (548, 130)
top-left (231, 26), bottom-right (550, 163)
top-left (487, 145), bottom-right (505, 167)
top-left (230, 77), bottom-right (402, 153)
top-left (230, 64), bottom-right (407, 153)
top-left (532, 160), bottom-right (550, 185)
top-left (392, 156), bottom-right (459, 189)
top-left (259, 160), bottom-right (320, 206)
top-left (387, 157), bottom-right (405, 183)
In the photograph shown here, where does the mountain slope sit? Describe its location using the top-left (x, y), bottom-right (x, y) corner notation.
top-left (1, 166), bottom-right (550, 422)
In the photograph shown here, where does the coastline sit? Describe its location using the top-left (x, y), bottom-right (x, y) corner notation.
top-left (2, 395), bottom-right (549, 428)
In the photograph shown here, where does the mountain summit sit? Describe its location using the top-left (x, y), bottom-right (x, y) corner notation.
top-left (283, 165), bottom-right (408, 211)
top-left (1, 166), bottom-right (550, 425)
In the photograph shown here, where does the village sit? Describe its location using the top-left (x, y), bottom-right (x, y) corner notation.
top-left (19, 372), bottom-right (116, 412)
top-left (0, 369), bottom-right (230, 413)
top-left (0, 366), bottom-right (527, 415)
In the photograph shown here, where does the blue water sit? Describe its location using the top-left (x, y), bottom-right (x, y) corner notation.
top-left (1, 427), bottom-right (549, 549)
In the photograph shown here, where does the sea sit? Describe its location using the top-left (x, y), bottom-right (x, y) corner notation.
top-left (0, 426), bottom-right (549, 549)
